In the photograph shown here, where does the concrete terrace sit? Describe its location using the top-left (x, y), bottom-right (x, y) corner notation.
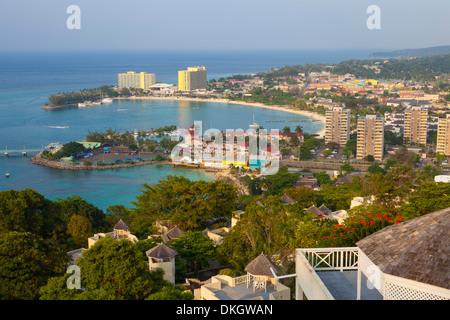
top-left (317, 270), bottom-right (383, 300)
top-left (210, 282), bottom-right (276, 300)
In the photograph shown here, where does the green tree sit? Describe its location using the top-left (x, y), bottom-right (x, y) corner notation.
top-left (313, 172), bottom-right (332, 186)
top-left (290, 135), bottom-right (300, 146)
top-left (170, 231), bottom-right (216, 275)
top-left (105, 205), bottom-right (133, 228)
top-left (316, 184), bottom-right (356, 211)
top-left (147, 284), bottom-right (194, 300)
top-left (340, 163), bottom-right (355, 174)
top-left (57, 196), bottom-right (108, 233)
top-left (39, 274), bottom-right (82, 300)
top-left (0, 189), bottom-right (60, 240)
top-left (60, 142), bottom-right (86, 158)
top-left (133, 176), bottom-right (237, 233)
top-left (263, 166), bottom-right (298, 195)
top-left (284, 187), bottom-right (316, 208)
top-left (399, 181), bottom-right (450, 219)
top-left (423, 164), bottom-right (440, 179)
top-left (367, 164), bottom-right (385, 175)
top-left (220, 196), bottom-right (298, 266)
top-left (384, 159), bottom-right (397, 171)
top-left (282, 126), bottom-right (291, 135)
top-left (0, 232), bottom-right (67, 300)
top-left (40, 237), bottom-right (169, 300)
top-left (67, 214), bottom-right (93, 248)
top-left (343, 139), bottom-right (357, 157)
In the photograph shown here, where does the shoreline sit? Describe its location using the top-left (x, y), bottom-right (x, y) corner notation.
top-left (30, 152), bottom-right (249, 193)
top-left (30, 152), bottom-right (228, 178)
top-left (115, 96), bottom-right (326, 137)
top-left (30, 152), bottom-right (173, 170)
top-left (41, 96), bottom-right (326, 137)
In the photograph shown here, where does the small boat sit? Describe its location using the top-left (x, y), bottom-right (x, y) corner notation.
top-left (102, 98), bottom-right (113, 104)
top-left (249, 114), bottom-right (259, 129)
top-left (78, 103), bottom-right (87, 108)
top-left (5, 173), bottom-right (10, 178)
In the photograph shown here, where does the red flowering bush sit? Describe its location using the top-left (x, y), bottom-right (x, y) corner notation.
top-left (318, 214), bottom-right (405, 247)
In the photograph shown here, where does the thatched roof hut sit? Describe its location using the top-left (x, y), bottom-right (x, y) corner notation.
top-left (245, 253), bottom-right (280, 277)
top-left (279, 194), bottom-right (297, 205)
top-left (113, 219), bottom-right (130, 231)
top-left (146, 243), bottom-right (178, 259)
top-left (162, 226), bottom-right (184, 243)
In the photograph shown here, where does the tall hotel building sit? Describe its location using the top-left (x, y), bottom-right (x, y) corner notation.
top-left (325, 106), bottom-right (350, 147)
top-left (118, 71), bottom-right (156, 89)
top-left (178, 66), bottom-right (207, 91)
top-left (436, 114), bottom-right (450, 156)
top-left (404, 106), bottom-right (428, 146)
top-left (356, 115), bottom-right (385, 161)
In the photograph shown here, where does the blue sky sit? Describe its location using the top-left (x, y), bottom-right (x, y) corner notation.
top-left (0, 0), bottom-right (449, 52)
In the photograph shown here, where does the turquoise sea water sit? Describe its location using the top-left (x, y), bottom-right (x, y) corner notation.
top-left (0, 50), bottom-right (373, 209)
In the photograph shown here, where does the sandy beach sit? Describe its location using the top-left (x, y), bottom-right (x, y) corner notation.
top-left (116, 96), bottom-right (326, 138)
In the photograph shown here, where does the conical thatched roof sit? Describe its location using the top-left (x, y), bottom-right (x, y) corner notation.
top-left (356, 207), bottom-right (450, 289)
top-left (146, 243), bottom-right (178, 259)
top-left (319, 204), bottom-right (332, 216)
top-left (113, 219), bottom-right (130, 231)
top-left (162, 226), bottom-right (184, 243)
top-left (165, 226), bottom-right (183, 238)
top-left (307, 205), bottom-right (323, 216)
top-left (245, 253), bottom-right (280, 277)
top-left (279, 194), bottom-right (297, 205)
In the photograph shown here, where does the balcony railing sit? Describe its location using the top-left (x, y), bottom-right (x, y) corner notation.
top-left (301, 247), bottom-right (359, 271)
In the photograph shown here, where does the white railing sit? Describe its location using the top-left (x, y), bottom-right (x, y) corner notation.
top-left (301, 247), bottom-right (359, 271)
top-left (234, 274), bottom-right (250, 286)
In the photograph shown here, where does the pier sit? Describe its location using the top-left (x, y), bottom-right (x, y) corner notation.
top-left (0, 146), bottom-right (46, 157)
top-left (264, 119), bottom-right (301, 122)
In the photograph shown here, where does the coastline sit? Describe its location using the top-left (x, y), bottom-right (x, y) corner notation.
top-left (30, 152), bottom-right (249, 194)
top-left (30, 152), bottom-right (173, 170)
top-left (115, 96), bottom-right (326, 138)
top-left (30, 151), bottom-right (228, 177)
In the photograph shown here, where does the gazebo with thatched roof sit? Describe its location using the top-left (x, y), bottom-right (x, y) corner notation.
top-left (244, 253), bottom-right (281, 292)
top-left (146, 243), bottom-right (179, 283)
top-left (113, 219), bottom-right (131, 238)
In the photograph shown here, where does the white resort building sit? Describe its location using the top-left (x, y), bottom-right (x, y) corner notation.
top-left (295, 207), bottom-right (450, 300)
top-left (200, 253), bottom-right (291, 300)
top-left (88, 219), bottom-right (139, 248)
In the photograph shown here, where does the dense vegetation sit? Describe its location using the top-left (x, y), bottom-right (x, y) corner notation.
top-left (48, 86), bottom-right (118, 106)
top-left (263, 54), bottom-right (450, 81)
top-left (1, 144), bottom-right (448, 299)
top-left (331, 54), bottom-right (450, 81)
top-left (371, 45), bottom-right (450, 58)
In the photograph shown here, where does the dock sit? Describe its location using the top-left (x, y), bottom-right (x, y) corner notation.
top-left (0, 146), bottom-right (47, 157)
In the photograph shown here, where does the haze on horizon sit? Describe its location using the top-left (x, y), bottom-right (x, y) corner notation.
top-left (0, 0), bottom-right (449, 52)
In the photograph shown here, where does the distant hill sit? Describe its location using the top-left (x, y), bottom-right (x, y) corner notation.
top-left (370, 45), bottom-right (450, 58)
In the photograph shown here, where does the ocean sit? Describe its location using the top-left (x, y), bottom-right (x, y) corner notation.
top-left (0, 50), bottom-right (374, 209)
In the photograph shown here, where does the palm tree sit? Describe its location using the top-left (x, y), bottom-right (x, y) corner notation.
top-left (282, 126), bottom-right (291, 135)
top-left (295, 125), bottom-right (303, 133)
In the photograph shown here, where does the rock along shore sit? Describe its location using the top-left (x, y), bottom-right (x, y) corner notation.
top-left (30, 152), bottom-right (173, 171)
